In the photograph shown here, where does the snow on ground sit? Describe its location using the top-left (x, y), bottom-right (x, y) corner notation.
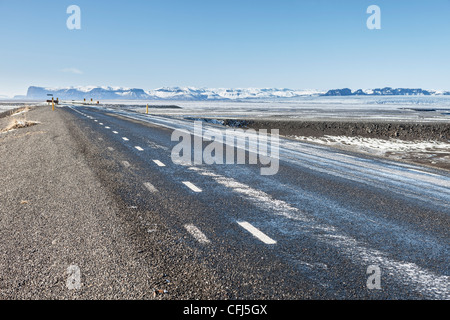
top-left (292, 135), bottom-right (450, 168)
top-left (0, 101), bottom-right (43, 113)
top-left (0, 105), bottom-right (20, 113)
top-left (101, 95), bottom-right (450, 123)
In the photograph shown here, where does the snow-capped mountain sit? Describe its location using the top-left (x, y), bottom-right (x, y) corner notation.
top-left (26, 86), bottom-right (149, 100)
top-left (147, 87), bottom-right (324, 100)
top-left (323, 87), bottom-right (445, 96)
top-left (25, 86), bottom-right (323, 100)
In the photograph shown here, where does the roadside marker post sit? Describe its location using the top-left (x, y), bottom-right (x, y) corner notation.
top-left (146, 104), bottom-right (149, 114)
top-left (52, 97), bottom-right (54, 111)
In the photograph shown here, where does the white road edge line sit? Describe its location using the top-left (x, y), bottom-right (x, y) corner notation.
top-left (182, 181), bottom-right (202, 193)
top-left (184, 224), bottom-right (210, 244)
top-left (237, 221), bottom-right (277, 245)
top-left (409, 168), bottom-right (440, 177)
top-left (143, 182), bottom-right (158, 193)
top-left (153, 160), bottom-right (166, 167)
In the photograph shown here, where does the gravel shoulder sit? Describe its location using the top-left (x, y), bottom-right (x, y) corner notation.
top-left (0, 106), bottom-right (154, 298)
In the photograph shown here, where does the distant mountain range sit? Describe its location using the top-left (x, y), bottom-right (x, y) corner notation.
top-left (323, 87), bottom-right (450, 96)
top-left (15, 86), bottom-right (450, 100)
top-left (23, 86), bottom-right (322, 101)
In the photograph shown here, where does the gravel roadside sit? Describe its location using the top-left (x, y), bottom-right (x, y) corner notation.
top-left (0, 106), bottom-right (166, 299)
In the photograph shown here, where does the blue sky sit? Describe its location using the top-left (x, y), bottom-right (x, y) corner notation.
top-left (0, 0), bottom-right (449, 96)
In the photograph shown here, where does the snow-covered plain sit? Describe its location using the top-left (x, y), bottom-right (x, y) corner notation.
top-left (104, 95), bottom-right (450, 123)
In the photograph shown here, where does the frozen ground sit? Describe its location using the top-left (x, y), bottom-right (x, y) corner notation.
top-left (0, 101), bottom-right (43, 114)
top-left (4, 96), bottom-right (450, 122)
top-left (0, 104), bottom-right (21, 113)
top-left (292, 135), bottom-right (450, 170)
top-left (104, 95), bottom-right (450, 123)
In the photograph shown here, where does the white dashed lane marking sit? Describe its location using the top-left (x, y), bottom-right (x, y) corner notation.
top-left (184, 224), bottom-right (211, 244)
top-left (153, 160), bottom-right (166, 167)
top-left (143, 182), bottom-right (158, 193)
top-left (135, 146), bottom-right (144, 151)
top-left (182, 181), bottom-right (202, 193)
top-left (122, 137), bottom-right (129, 141)
top-left (237, 221), bottom-right (277, 245)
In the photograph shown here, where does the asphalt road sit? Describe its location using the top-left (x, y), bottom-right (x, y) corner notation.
top-left (1, 104), bottom-right (448, 299)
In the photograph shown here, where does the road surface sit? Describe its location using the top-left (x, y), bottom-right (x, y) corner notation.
top-left (6, 104), bottom-right (446, 300)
